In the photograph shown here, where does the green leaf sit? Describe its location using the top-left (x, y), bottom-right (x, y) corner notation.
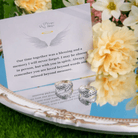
top-left (52, 0), bottom-right (65, 9)
top-left (4, 0), bottom-right (20, 18)
top-left (0, 0), bottom-right (4, 19)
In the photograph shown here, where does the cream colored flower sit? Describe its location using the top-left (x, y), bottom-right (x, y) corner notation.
top-left (62, 0), bottom-right (85, 7)
top-left (15, 0), bottom-right (52, 13)
top-left (90, 72), bottom-right (137, 106)
top-left (126, 93), bottom-right (138, 114)
top-left (120, 0), bottom-right (138, 11)
top-left (87, 20), bottom-right (138, 78)
top-left (123, 6), bottom-right (138, 38)
top-left (92, 0), bottom-right (124, 20)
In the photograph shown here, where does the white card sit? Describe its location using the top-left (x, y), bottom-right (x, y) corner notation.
top-left (0, 4), bottom-right (94, 92)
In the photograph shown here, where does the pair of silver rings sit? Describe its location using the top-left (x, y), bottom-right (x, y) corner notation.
top-left (55, 80), bottom-right (97, 105)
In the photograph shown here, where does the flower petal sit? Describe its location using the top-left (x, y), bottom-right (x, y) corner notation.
top-left (92, 1), bottom-right (107, 11)
top-left (108, 70), bottom-right (118, 78)
top-left (131, 5), bottom-right (138, 17)
top-left (68, 0), bottom-right (77, 5)
top-left (102, 9), bottom-right (112, 20)
top-left (93, 57), bottom-right (105, 67)
top-left (62, 0), bottom-right (72, 6)
top-left (115, 0), bottom-right (125, 8)
top-left (120, 3), bottom-right (132, 11)
top-left (78, 0), bottom-right (85, 4)
top-left (93, 22), bottom-right (102, 32)
top-left (104, 55), bottom-right (112, 72)
top-left (123, 16), bottom-right (138, 26)
top-left (126, 97), bottom-right (137, 110)
top-left (134, 25), bottom-right (138, 38)
top-left (129, 11), bottom-right (134, 17)
top-left (68, 0), bottom-right (75, 3)
top-left (111, 9), bottom-right (121, 19)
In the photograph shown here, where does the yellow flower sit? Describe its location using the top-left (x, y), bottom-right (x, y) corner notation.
top-left (15, 0), bottom-right (52, 13)
top-left (90, 72), bottom-right (137, 106)
top-left (87, 20), bottom-right (138, 78)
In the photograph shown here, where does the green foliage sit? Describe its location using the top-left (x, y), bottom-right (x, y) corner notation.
top-left (0, 103), bottom-right (135, 138)
top-left (0, 0), bottom-right (4, 19)
top-left (3, 0), bottom-right (21, 18)
top-left (0, 104), bottom-right (99, 138)
top-left (52, 0), bottom-right (66, 9)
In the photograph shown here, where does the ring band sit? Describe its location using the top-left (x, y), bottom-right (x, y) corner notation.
top-left (55, 80), bottom-right (73, 99)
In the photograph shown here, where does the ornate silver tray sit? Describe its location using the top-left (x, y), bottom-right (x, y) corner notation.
top-left (1, 83), bottom-right (138, 135)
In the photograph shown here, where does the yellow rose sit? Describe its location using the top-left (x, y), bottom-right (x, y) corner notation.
top-left (90, 72), bottom-right (137, 106)
top-left (15, 0), bottom-right (52, 13)
top-left (87, 20), bottom-right (138, 78)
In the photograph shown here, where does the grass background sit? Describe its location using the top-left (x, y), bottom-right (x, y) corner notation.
top-left (0, 0), bottom-right (138, 137)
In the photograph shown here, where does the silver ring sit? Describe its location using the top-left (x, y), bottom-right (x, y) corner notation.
top-left (55, 80), bottom-right (73, 99)
top-left (78, 85), bottom-right (97, 105)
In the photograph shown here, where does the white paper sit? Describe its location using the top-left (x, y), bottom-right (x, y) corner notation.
top-left (18, 77), bottom-right (95, 115)
top-left (0, 4), bottom-right (96, 115)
